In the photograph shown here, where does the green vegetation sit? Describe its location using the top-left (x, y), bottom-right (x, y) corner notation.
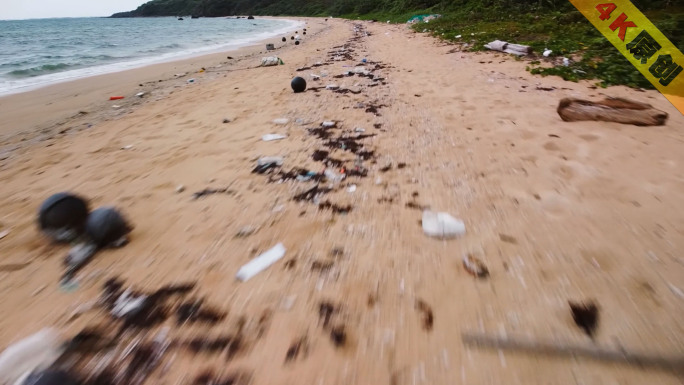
top-left (411, 4), bottom-right (683, 89)
top-left (111, 0), bottom-right (683, 90)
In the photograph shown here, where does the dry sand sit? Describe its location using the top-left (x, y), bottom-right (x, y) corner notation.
top-left (1, 17), bottom-right (683, 385)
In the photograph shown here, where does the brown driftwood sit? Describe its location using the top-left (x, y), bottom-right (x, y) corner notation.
top-left (462, 331), bottom-right (684, 374)
top-left (557, 97), bottom-right (668, 126)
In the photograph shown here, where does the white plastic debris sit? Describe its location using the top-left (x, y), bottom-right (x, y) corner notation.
top-left (111, 289), bottom-right (147, 318)
top-left (261, 56), bottom-right (281, 66)
top-left (324, 168), bottom-right (345, 183)
top-left (562, 57), bottom-right (570, 66)
top-left (262, 134), bottom-right (287, 141)
top-left (455, 34), bottom-right (462, 38)
top-left (347, 184), bottom-right (357, 193)
top-left (136, 92), bottom-right (146, 98)
top-left (422, 210), bottom-right (466, 239)
top-left (257, 156), bottom-right (284, 167)
top-left (310, 74), bottom-right (320, 80)
top-left (322, 121), bottom-right (336, 128)
top-left (0, 328), bottom-right (63, 385)
top-left (326, 84), bottom-right (339, 90)
top-left (543, 48), bottom-right (552, 57)
top-left (295, 34), bottom-right (301, 40)
top-left (273, 118), bottom-right (289, 125)
top-left (354, 127), bottom-right (365, 132)
top-left (236, 243), bottom-right (286, 282)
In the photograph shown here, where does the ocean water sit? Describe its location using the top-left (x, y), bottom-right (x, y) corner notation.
top-left (0, 17), bottom-right (300, 95)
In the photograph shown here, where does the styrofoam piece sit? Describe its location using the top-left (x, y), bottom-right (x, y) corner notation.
top-left (236, 243), bottom-right (286, 282)
top-left (262, 134), bottom-right (287, 141)
top-left (422, 210), bottom-right (466, 239)
top-left (273, 118), bottom-right (290, 125)
top-left (0, 329), bottom-right (62, 385)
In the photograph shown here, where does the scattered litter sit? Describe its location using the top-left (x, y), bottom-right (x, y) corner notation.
top-left (667, 283), bottom-right (684, 300)
top-left (109, 96), bottom-right (124, 100)
top-left (422, 210), bottom-right (466, 239)
top-left (543, 48), bottom-right (552, 57)
top-left (262, 134), bottom-right (287, 142)
top-left (187, 78), bottom-right (195, 83)
top-left (455, 34), bottom-right (462, 38)
top-left (569, 300), bottom-right (599, 338)
top-left (415, 299), bottom-right (434, 331)
top-left (347, 185), bottom-right (357, 193)
top-left (121, 145), bottom-right (133, 150)
top-left (266, 43), bottom-right (275, 50)
top-left (261, 56), bottom-right (284, 66)
top-left (38, 192), bottom-right (89, 243)
top-left (354, 127), bottom-right (365, 132)
top-left (112, 105), bottom-right (122, 109)
top-left (0, 328), bottom-right (62, 385)
top-left (484, 40), bottom-right (531, 56)
top-left (322, 121), bottom-right (337, 128)
top-left (273, 118), bottom-right (290, 125)
top-left (235, 226), bottom-right (257, 238)
top-left (136, 92), bottom-right (146, 98)
top-left (253, 156), bottom-right (284, 173)
top-left (407, 14), bottom-right (442, 24)
top-left (192, 187), bottom-right (235, 199)
top-left (296, 171), bottom-right (319, 182)
top-left (326, 84), bottom-right (340, 90)
top-left (463, 255), bottom-right (489, 278)
top-left (174, 72), bottom-right (187, 77)
top-left (558, 97), bottom-right (668, 126)
top-left (236, 243), bottom-right (286, 281)
top-left (562, 57), bottom-right (570, 66)
top-left (324, 168), bottom-right (346, 183)
top-left (175, 185), bottom-right (185, 193)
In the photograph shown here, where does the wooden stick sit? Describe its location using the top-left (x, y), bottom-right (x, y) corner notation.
top-left (461, 332), bottom-right (684, 373)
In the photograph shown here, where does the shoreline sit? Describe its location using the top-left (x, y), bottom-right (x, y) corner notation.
top-left (0, 17), bottom-right (325, 156)
top-left (0, 17), bottom-right (305, 98)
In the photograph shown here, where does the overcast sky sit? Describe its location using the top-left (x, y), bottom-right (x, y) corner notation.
top-left (2, 0), bottom-right (147, 20)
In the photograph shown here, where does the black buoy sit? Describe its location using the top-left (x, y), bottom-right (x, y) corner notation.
top-left (85, 206), bottom-right (132, 247)
top-left (303, 31), bottom-right (306, 35)
top-left (295, 40), bottom-right (300, 45)
top-left (282, 37), bottom-right (286, 42)
top-left (38, 192), bottom-right (89, 242)
top-left (291, 77), bottom-right (307, 93)
top-left (291, 36), bottom-right (295, 40)
top-left (23, 370), bottom-right (81, 385)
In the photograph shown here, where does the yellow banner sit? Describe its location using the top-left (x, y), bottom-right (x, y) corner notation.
top-left (569, 0), bottom-right (684, 114)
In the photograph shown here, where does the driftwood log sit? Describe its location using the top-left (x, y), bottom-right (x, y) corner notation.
top-left (557, 97), bottom-right (668, 126)
top-left (484, 40), bottom-right (531, 56)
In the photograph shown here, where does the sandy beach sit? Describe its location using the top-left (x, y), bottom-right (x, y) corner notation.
top-left (1, 17), bottom-right (683, 385)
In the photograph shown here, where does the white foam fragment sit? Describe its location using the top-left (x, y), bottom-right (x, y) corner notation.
top-left (0, 329), bottom-right (62, 385)
top-left (262, 134), bottom-right (287, 141)
top-left (322, 121), bottom-right (336, 128)
top-left (236, 243), bottom-right (286, 282)
top-left (422, 210), bottom-right (466, 239)
top-left (273, 118), bottom-right (289, 125)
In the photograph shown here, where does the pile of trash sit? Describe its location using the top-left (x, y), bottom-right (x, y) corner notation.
top-left (407, 14), bottom-right (442, 24)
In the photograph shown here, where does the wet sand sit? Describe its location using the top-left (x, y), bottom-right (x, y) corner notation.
top-left (0, 17), bottom-right (683, 385)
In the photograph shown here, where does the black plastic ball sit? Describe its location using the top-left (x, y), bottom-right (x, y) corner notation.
top-left (282, 37), bottom-right (286, 42)
top-left (38, 192), bottom-right (89, 242)
top-left (295, 40), bottom-right (300, 45)
top-left (85, 206), bottom-right (132, 247)
top-left (291, 77), bottom-right (307, 93)
top-left (291, 36), bottom-right (294, 40)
